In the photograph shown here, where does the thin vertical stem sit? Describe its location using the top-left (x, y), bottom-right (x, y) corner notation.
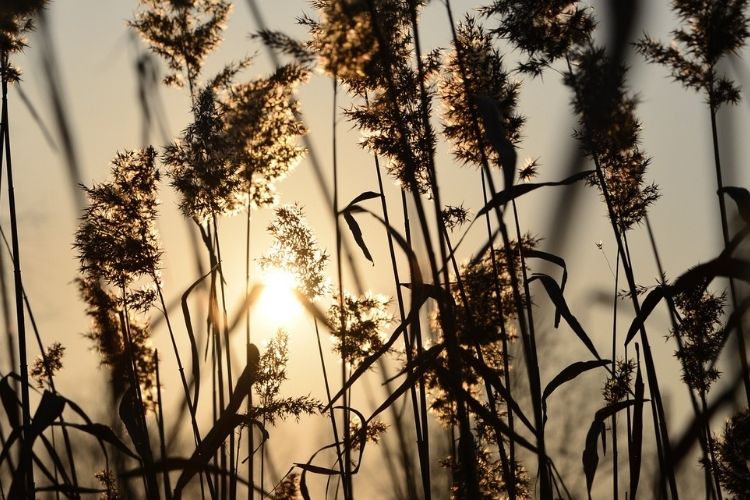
top-left (245, 206), bottom-right (255, 500)
top-left (331, 77), bottom-right (353, 500)
top-left (155, 351), bottom-right (173, 499)
top-left (611, 252), bottom-right (620, 500)
top-left (709, 102), bottom-right (750, 405)
top-left (1, 54), bottom-right (32, 496)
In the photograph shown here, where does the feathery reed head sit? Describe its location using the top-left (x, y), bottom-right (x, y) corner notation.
top-left (670, 281), bottom-right (725, 393)
top-left (30, 342), bottom-right (65, 389)
top-left (164, 84), bottom-right (245, 221)
top-left (75, 147), bottom-right (162, 291)
top-left (440, 16), bottom-right (524, 169)
top-left (636, 0), bottom-right (749, 107)
top-left (481, 0), bottom-right (593, 75)
top-left (130, 0), bottom-right (232, 87)
top-left (565, 47), bottom-right (659, 230)
top-left (223, 64), bottom-right (308, 208)
top-left (328, 291), bottom-right (392, 367)
top-left (260, 204), bottom-right (330, 301)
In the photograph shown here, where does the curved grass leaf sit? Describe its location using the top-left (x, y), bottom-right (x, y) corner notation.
top-left (9, 391), bottom-right (66, 497)
top-left (434, 365), bottom-right (540, 454)
top-left (627, 256), bottom-right (750, 346)
top-left (582, 399), bottom-right (640, 498)
top-left (0, 374), bottom-right (19, 429)
top-left (321, 297), bottom-right (427, 413)
top-left (630, 345), bottom-right (645, 498)
top-left (476, 170), bottom-right (594, 218)
top-left (625, 286), bottom-right (666, 345)
top-left (181, 265), bottom-right (217, 410)
top-left (525, 249), bottom-right (568, 327)
top-left (173, 353), bottom-right (259, 498)
top-left (542, 360), bottom-right (610, 422)
top-left (343, 191), bottom-right (381, 210)
top-left (343, 211), bottom-right (373, 264)
top-left (530, 273), bottom-right (601, 359)
top-left (460, 348), bottom-right (536, 433)
top-left (55, 422), bottom-right (137, 460)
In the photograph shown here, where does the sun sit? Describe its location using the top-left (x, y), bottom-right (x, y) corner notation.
top-left (257, 267), bottom-right (302, 324)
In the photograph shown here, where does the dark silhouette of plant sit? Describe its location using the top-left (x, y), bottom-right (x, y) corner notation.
top-left (260, 204), bottom-right (330, 301)
top-left (480, 0), bottom-right (594, 75)
top-left (328, 291), bottom-right (392, 368)
top-left (130, 0), bottom-right (232, 90)
top-left (565, 47), bottom-right (659, 231)
top-left (715, 408), bottom-right (750, 498)
top-left (249, 329), bottom-right (322, 425)
top-left (439, 15), bottom-right (524, 169)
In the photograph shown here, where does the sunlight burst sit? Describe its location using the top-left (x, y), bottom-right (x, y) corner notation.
top-left (258, 267), bottom-right (302, 324)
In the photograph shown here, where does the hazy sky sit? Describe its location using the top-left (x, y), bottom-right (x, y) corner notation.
top-left (7, 0), bottom-right (750, 496)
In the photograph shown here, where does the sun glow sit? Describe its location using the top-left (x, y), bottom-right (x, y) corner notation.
top-left (257, 267), bottom-right (302, 324)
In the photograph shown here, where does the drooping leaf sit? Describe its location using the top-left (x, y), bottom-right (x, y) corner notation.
top-left (630, 345), bottom-right (645, 498)
top-left (9, 391), bottom-right (66, 497)
top-left (625, 286), bottom-right (666, 345)
top-left (321, 298), bottom-right (427, 412)
top-left (525, 249), bottom-right (568, 327)
top-left (542, 360), bottom-right (610, 421)
top-left (582, 400), bottom-right (640, 497)
top-left (460, 349), bottom-right (536, 433)
top-left (344, 191), bottom-right (381, 210)
top-left (173, 354), bottom-right (259, 498)
top-left (434, 365), bottom-right (540, 454)
top-left (343, 211), bottom-right (373, 264)
top-left (476, 169), bottom-right (594, 217)
top-left (181, 266), bottom-right (217, 409)
top-left (119, 386), bottom-right (148, 460)
top-left (530, 274), bottom-right (601, 359)
top-left (0, 375), bottom-right (19, 429)
top-left (56, 422), bottom-right (138, 459)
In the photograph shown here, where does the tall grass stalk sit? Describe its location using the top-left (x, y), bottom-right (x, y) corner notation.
top-left (0, 54), bottom-right (33, 496)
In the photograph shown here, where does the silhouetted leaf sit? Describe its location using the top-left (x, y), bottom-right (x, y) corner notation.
top-left (9, 391), bottom-right (66, 497)
top-left (583, 400), bottom-right (640, 497)
top-left (625, 286), bottom-right (666, 345)
top-left (343, 211), bottom-right (373, 264)
top-left (56, 422), bottom-right (137, 459)
top-left (432, 363), bottom-right (539, 454)
top-left (322, 298), bottom-right (427, 412)
top-left (530, 273), bottom-right (600, 359)
top-left (476, 170), bottom-right (594, 217)
top-left (460, 349), bottom-right (536, 433)
top-left (173, 354), bottom-right (259, 498)
top-left (630, 345), bottom-right (645, 498)
top-left (181, 266), bottom-right (217, 408)
top-left (0, 375), bottom-right (19, 429)
top-left (525, 249), bottom-right (568, 327)
top-left (119, 386), bottom-right (148, 460)
top-left (719, 186), bottom-right (750, 223)
top-left (542, 360), bottom-right (610, 421)
top-left (344, 191), bottom-right (381, 209)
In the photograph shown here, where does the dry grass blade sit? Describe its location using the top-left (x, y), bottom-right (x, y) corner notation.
top-left (630, 345), bottom-right (645, 498)
top-left (542, 360), bottom-right (611, 421)
top-left (475, 170), bottom-right (595, 217)
top-left (173, 349), bottom-right (259, 497)
top-left (530, 273), bottom-right (601, 359)
top-left (582, 399), bottom-right (641, 498)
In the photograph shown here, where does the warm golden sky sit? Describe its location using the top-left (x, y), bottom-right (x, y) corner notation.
top-left (8, 0), bottom-right (750, 495)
